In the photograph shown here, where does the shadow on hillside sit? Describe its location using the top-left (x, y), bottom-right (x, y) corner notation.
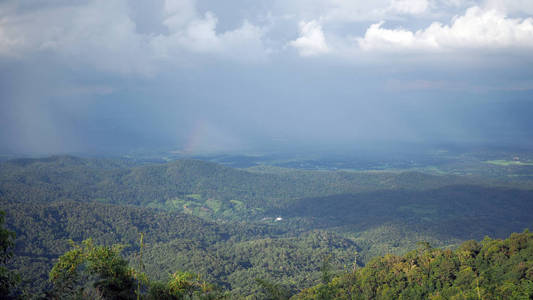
top-left (280, 185), bottom-right (533, 241)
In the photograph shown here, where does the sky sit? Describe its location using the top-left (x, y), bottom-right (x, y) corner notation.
top-left (1, 0), bottom-right (533, 155)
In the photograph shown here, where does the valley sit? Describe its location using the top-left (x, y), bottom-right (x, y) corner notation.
top-left (1, 150), bottom-right (532, 298)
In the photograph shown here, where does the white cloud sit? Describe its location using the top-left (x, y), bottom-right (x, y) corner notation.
top-left (273, 0), bottom-right (446, 25)
top-left (483, 0), bottom-right (533, 15)
top-left (151, 12), bottom-right (267, 62)
top-left (289, 20), bottom-right (330, 56)
top-left (179, 12), bottom-right (221, 53)
top-left (0, 1), bottom-right (154, 74)
top-left (218, 21), bottom-right (268, 61)
top-left (163, 0), bottom-right (197, 31)
top-left (0, 0), bottom-right (268, 74)
top-left (358, 22), bottom-right (437, 51)
top-left (389, 0), bottom-right (429, 15)
top-left (148, 0), bottom-right (268, 62)
top-left (320, 1), bottom-right (392, 23)
top-left (358, 6), bottom-right (533, 52)
top-left (2, 0), bottom-right (533, 70)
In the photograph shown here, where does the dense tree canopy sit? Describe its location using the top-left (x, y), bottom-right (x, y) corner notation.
top-left (1, 156), bottom-right (532, 298)
top-left (0, 210), bottom-right (19, 298)
top-left (293, 231), bottom-right (533, 299)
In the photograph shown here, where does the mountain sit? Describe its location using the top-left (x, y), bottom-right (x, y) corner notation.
top-left (1, 155), bottom-right (532, 297)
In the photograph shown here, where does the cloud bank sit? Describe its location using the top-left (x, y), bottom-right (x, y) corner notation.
top-left (1, 0), bottom-right (532, 70)
top-left (358, 6), bottom-right (533, 52)
top-left (0, 0), bottom-right (267, 75)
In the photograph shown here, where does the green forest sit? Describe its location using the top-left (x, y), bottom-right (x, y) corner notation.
top-left (1, 155), bottom-right (533, 298)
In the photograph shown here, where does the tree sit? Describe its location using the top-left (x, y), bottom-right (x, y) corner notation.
top-left (255, 278), bottom-right (291, 300)
top-left (49, 238), bottom-right (224, 300)
top-left (148, 271), bottom-right (222, 300)
top-left (0, 211), bottom-right (20, 298)
top-left (49, 239), bottom-right (136, 299)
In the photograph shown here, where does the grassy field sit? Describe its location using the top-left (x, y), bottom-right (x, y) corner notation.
top-left (485, 160), bottom-right (533, 166)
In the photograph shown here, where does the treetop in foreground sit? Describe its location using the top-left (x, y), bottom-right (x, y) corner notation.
top-left (293, 230), bottom-right (533, 299)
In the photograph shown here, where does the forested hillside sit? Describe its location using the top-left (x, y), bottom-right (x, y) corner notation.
top-left (3, 214), bottom-right (533, 299)
top-left (0, 155), bottom-right (483, 215)
top-left (1, 156), bottom-right (532, 298)
top-left (1, 201), bottom-right (358, 297)
top-left (294, 231), bottom-right (533, 299)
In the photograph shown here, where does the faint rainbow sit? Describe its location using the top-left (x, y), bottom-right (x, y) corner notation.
top-left (182, 119), bottom-right (208, 155)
